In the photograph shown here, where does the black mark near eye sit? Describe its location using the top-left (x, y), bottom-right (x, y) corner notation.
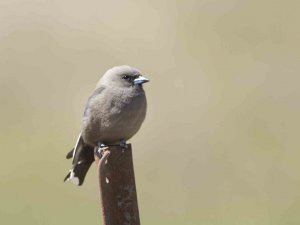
top-left (122, 75), bottom-right (139, 82)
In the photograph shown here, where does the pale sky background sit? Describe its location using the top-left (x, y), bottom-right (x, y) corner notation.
top-left (1, 0), bottom-right (300, 224)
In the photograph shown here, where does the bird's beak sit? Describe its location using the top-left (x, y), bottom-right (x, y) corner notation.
top-left (133, 75), bottom-right (150, 85)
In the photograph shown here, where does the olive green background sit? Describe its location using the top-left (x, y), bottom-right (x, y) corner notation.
top-left (1, 0), bottom-right (300, 224)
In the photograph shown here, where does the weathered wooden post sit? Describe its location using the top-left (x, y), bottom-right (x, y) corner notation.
top-left (94, 144), bottom-right (140, 225)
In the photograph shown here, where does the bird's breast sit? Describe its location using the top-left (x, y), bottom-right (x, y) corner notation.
top-left (82, 89), bottom-right (147, 145)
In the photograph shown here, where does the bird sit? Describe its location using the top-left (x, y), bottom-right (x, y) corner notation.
top-left (64, 65), bottom-right (149, 185)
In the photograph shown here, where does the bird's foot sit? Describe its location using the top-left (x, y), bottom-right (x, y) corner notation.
top-left (95, 142), bottom-right (108, 159)
top-left (95, 140), bottom-right (128, 157)
top-left (97, 141), bottom-right (107, 148)
top-left (119, 139), bottom-right (128, 150)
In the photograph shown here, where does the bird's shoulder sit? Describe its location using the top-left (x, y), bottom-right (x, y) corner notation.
top-left (92, 86), bottom-right (106, 96)
top-left (88, 86), bottom-right (106, 101)
top-left (83, 86), bottom-right (106, 116)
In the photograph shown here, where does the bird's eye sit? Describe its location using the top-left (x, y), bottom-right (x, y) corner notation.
top-left (122, 75), bottom-right (129, 80)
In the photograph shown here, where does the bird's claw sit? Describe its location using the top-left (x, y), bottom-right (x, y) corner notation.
top-left (97, 142), bottom-right (107, 148)
top-left (95, 142), bottom-right (108, 159)
top-left (119, 139), bottom-right (128, 149)
top-left (95, 140), bottom-right (127, 157)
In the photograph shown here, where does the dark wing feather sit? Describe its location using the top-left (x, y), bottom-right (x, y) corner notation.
top-left (66, 148), bottom-right (74, 159)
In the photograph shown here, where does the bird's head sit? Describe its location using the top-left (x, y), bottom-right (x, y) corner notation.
top-left (98, 65), bottom-right (149, 88)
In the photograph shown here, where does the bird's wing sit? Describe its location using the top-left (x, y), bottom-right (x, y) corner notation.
top-left (71, 132), bottom-right (84, 164)
top-left (64, 86), bottom-right (106, 186)
top-left (65, 148), bottom-right (74, 159)
top-left (83, 86), bottom-right (106, 117)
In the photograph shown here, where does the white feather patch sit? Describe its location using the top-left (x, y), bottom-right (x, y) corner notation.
top-left (67, 169), bottom-right (80, 186)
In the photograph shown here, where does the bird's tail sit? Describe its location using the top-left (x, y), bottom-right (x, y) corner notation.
top-left (64, 133), bottom-right (95, 186)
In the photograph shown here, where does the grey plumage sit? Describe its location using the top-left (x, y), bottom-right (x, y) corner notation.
top-left (64, 65), bottom-right (149, 185)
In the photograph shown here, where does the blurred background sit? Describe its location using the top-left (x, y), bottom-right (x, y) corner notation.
top-left (1, 0), bottom-right (300, 224)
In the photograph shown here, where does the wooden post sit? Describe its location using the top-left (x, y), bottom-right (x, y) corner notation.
top-left (94, 144), bottom-right (140, 225)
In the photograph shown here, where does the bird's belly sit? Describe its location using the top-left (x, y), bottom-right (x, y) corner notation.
top-left (82, 94), bottom-right (146, 145)
top-left (100, 112), bottom-right (144, 143)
